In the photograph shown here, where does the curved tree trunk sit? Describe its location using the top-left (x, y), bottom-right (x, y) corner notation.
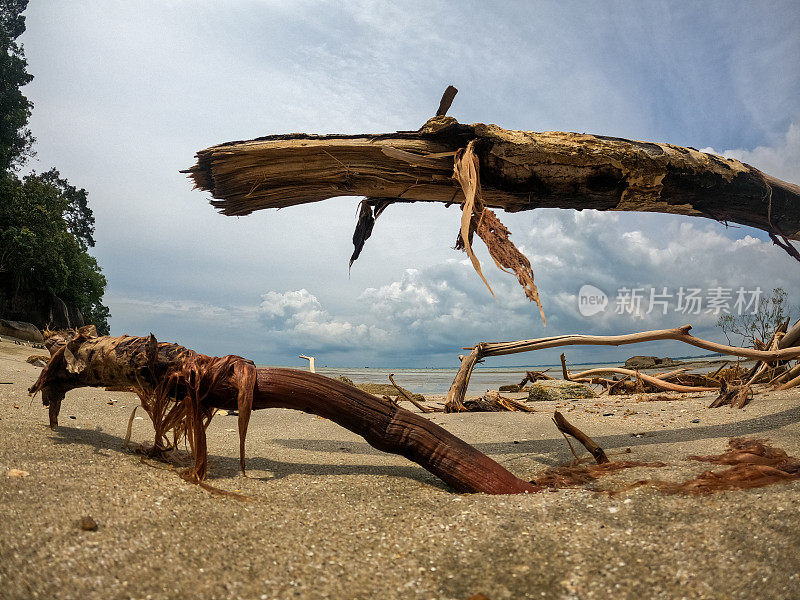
top-left (29, 329), bottom-right (539, 495)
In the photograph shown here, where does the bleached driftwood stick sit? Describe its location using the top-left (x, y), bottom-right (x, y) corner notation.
top-left (298, 354), bottom-right (316, 373)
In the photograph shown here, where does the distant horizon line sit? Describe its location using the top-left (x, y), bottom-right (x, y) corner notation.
top-left (256, 351), bottom-right (726, 370)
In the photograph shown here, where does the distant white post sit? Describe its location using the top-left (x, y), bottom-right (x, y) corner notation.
top-left (298, 354), bottom-right (316, 373)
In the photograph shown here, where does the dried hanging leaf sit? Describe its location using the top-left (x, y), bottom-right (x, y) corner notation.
top-left (475, 208), bottom-right (546, 325)
top-left (350, 200), bottom-right (376, 268)
top-left (452, 140), bottom-right (546, 324)
top-left (452, 140), bottom-right (494, 296)
top-left (349, 199), bottom-right (393, 268)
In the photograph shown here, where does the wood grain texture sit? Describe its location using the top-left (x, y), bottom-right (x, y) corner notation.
top-left (185, 117), bottom-right (800, 239)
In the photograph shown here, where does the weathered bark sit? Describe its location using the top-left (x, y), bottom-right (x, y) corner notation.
top-left (771, 319), bottom-right (800, 390)
top-left (708, 379), bottom-right (753, 409)
top-left (29, 329), bottom-right (539, 495)
top-left (773, 363), bottom-right (800, 388)
top-left (445, 325), bottom-right (800, 410)
top-left (185, 116), bottom-right (800, 240)
top-left (445, 345), bottom-right (483, 412)
top-left (780, 319), bottom-right (800, 351)
top-left (778, 373), bottom-right (800, 391)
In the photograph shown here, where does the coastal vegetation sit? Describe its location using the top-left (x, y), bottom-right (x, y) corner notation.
top-left (0, 0), bottom-right (109, 333)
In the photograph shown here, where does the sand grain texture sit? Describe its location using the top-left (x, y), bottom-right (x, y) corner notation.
top-left (1, 339), bottom-right (800, 599)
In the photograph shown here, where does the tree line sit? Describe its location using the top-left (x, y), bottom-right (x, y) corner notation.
top-left (0, 0), bottom-right (109, 334)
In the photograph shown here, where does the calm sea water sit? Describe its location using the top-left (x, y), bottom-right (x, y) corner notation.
top-left (315, 366), bottom-right (542, 396)
top-left (284, 359), bottom-right (727, 396)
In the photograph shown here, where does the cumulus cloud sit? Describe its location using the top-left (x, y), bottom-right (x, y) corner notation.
top-left (258, 289), bottom-right (388, 352)
top-left (320, 207), bottom-right (798, 365)
top-left (106, 197), bottom-right (799, 367)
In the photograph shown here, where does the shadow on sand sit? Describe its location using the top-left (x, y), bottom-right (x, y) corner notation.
top-left (46, 403), bottom-right (800, 491)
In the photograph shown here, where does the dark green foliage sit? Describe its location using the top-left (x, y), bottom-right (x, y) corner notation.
top-left (0, 171), bottom-right (109, 333)
top-left (37, 168), bottom-right (95, 250)
top-left (0, 0), bottom-right (34, 171)
top-left (0, 1), bottom-right (109, 334)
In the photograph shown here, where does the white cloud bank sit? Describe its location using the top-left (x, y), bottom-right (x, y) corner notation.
top-left (258, 289), bottom-right (388, 351)
top-left (702, 121), bottom-right (800, 183)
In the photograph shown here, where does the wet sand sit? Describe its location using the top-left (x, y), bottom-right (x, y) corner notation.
top-left (1, 338), bottom-right (800, 599)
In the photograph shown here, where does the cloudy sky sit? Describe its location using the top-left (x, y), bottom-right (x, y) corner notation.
top-left (19, 1), bottom-right (800, 368)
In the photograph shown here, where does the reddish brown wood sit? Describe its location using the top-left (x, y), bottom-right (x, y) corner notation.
top-left (30, 331), bottom-right (539, 495)
top-left (251, 369), bottom-right (538, 494)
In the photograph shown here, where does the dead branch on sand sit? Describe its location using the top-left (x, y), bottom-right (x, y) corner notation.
top-left (29, 327), bottom-right (539, 495)
top-left (446, 324), bottom-right (800, 411)
top-left (388, 373), bottom-right (437, 413)
top-left (560, 352), bottom-right (717, 394)
top-left (552, 411), bottom-right (609, 464)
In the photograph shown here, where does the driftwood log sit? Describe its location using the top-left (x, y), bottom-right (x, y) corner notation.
top-left (559, 351), bottom-right (718, 394)
top-left (184, 106), bottom-right (800, 314)
top-left (445, 325), bottom-right (800, 411)
top-left (184, 117), bottom-right (800, 240)
top-left (29, 328), bottom-right (539, 495)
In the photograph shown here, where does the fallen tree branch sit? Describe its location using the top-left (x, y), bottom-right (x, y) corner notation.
top-left (777, 372), bottom-right (800, 391)
top-left (30, 329), bottom-right (539, 495)
top-left (185, 112), bottom-right (800, 303)
top-left (472, 325), bottom-right (800, 360)
top-left (769, 363), bottom-right (800, 387)
top-left (445, 324), bottom-right (800, 410)
top-left (185, 118), bottom-right (800, 239)
top-left (552, 411), bottom-right (609, 464)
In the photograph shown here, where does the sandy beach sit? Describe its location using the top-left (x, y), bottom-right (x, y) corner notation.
top-left (2, 337), bottom-right (800, 600)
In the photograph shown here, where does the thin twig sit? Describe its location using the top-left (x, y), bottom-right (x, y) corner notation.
top-left (124, 406), bottom-right (138, 447)
top-left (560, 353), bottom-right (571, 381)
top-left (388, 374), bottom-right (434, 413)
top-left (553, 417), bottom-right (581, 461)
